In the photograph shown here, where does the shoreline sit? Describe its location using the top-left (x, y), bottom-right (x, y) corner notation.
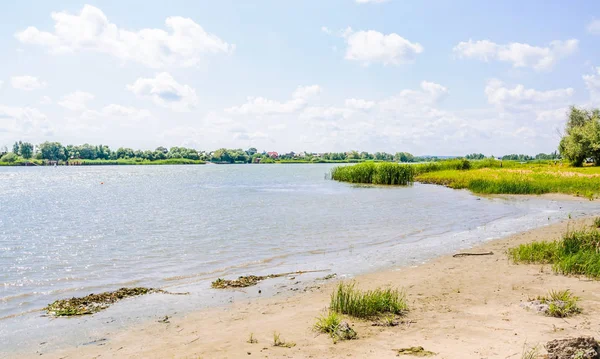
top-left (17, 216), bottom-right (600, 359)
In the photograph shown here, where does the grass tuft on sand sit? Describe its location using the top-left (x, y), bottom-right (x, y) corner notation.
top-left (313, 311), bottom-right (357, 342)
top-left (509, 229), bottom-right (600, 279)
top-left (330, 282), bottom-right (407, 319)
top-left (273, 332), bottom-right (296, 348)
top-left (537, 290), bottom-right (581, 318)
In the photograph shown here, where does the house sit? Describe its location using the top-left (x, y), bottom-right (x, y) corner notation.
top-left (267, 151), bottom-right (279, 159)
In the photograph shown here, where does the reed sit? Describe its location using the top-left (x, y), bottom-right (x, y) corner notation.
top-left (330, 162), bottom-right (415, 185)
top-left (509, 229), bottom-right (600, 279)
top-left (329, 282), bottom-right (407, 319)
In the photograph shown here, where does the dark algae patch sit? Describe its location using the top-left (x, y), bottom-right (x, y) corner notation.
top-left (211, 270), bottom-right (328, 289)
top-left (395, 346), bottom-right (435, 356)
top-left (46, 287), bottom-right (164, 317)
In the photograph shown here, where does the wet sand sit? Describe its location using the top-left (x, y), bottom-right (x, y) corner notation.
top-left (19, 217), bottom-right (600, 359)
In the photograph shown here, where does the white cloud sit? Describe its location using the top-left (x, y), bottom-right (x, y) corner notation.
top-left (226, 85), bottom-right (321, 115)
top-left (102, 104), bottom-right (151, 120)
top-left (453, 39), bottom-right (578, 71)
top-left (0, 105), bottom-right (53, 137)
top-left (583, 67), bottom-right (600, 104)
top-left (127, 73), bottom-right (198, 112)
top-left (321, 26), bottom-right (332, 34)
top-left (40, 96), bottom-right (53, 105)
top-left (342, 28), bottom-right (423, 66)
top-left (345, 98), bottom-right (375, 110)
top-left (15, 4), bottom-right (234, 68)
top-left (485, 79), bottom-right (574, 109)
top-left (10, 75), bottom-right (47, 91)
top-left (58, 91), bottom-right (94, 111)
top-left (588, 20), bottom-right (600, 35)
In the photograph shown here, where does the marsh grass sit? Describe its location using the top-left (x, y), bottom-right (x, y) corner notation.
top-left (313, 311), bottom-right (357, 342)
top-left (593, 217), bottom-right (600, 228)
top-left (509, 229), bottom-right (600, 279)
top-left (247, 333), bottom-right (258, 344)
top-left (521, 345), bottom-right (539, 359)
top-left (330, 282), bottom-right (407, 319)
top-left (330, 162), bottom-right (414, 185)
top-left (272, 332), bottom-right (295, 348)
top-left (537, 290), bottom-right (581, 318)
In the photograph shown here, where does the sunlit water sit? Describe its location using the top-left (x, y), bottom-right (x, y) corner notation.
top-left (1, 164), bottom-right (599, 354)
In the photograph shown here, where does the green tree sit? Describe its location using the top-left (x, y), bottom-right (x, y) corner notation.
top-left (20, 142), bottom-right (34, 159)
top-left (1, 152), bottom-right (18, 163)
top-left (559, 106), bottom-right (600, 166)
top-left (13, 142), bottom-right (20, 154)
top-left (39, 142), bottom-right (66, 161)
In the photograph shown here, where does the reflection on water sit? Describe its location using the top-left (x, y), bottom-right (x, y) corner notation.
top-left (1, 164), bottom-right (599, 352)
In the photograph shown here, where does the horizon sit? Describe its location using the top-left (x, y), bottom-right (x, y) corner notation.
top-left (1, 1), bottom-right (599, 154)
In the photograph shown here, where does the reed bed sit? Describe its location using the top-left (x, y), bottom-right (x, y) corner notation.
top-left (329, 282), bottom-right (407, 319)
top-left (330, 162), bottom-right (415, 185)
top-left (509, 229), bottom-right (600, 279)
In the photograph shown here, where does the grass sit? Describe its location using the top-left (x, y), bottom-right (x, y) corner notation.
top-left (537, 290), bottom-right (581, 318)
top-left (509, 229), bottom-right (600, 279)
top-left (329, 282), bottom-right (407, 319)
top-left (521, 345), bottom-right (539, 359)
top-left (247, 333), bottom-right (258, 344)
top-left (330, 162), bottom-right (415, 185)
top-left (272, 332), bottom-right (295, 348)
top-left (594, 217), bottom-right (600, 228)
top-left (313, 311), bottom-right (357, 342)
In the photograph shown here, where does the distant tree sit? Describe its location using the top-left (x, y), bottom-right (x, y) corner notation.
top-left (13, 142), bottom-right (20, 154)
top-left (559, 106), bottom-right (600, 166)
top-left (39, 142), bottom-right (66, 161)
top-left (19, 142), bottom-right (34, 159)
top-left (156, 146), bottom-right (168, 154)
top-left (465, 153), bottom-right (485, 160)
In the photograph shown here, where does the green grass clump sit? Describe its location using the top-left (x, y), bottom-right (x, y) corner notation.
top-left (331, 162), bottom-right (415, 185)
top-left (509, 229), bottom-right (600, 279)
top-left (537, 290), bottom-right (581, 318)
top-left (593, 217), bottom-right (600, 228)
top-left (330, 282), bottom-right (407, 319)
top-left (313, 311), bottom-right (357, 342)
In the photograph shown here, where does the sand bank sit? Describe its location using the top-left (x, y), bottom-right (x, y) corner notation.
top-left (21, 217), bottom-right (600, 359)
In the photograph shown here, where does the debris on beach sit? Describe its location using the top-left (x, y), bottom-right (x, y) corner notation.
top-left (45, 287), bottom-right (165, 317)
top-left (521, 290), bottom-right (581, 318)
top-left (211, 270), bottom-right (328, 289)
top-left (452, 251), bottom-right (494, 258)
top-left (394, 346), bottom-right (435, 356)
top-left (546, 337), bottom-right (599, 359)
top-left (318, 273), bottom-right (337, 281)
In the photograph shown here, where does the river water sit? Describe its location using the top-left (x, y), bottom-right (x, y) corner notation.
top-left (1, 164), bottom-right (599, 353)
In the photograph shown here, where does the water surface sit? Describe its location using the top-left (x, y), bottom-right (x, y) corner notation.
top-left (1, 164), bottom-right (598, 353)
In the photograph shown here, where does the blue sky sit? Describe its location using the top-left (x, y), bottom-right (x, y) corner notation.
top-left (0, 0), bottom-right (599, 155)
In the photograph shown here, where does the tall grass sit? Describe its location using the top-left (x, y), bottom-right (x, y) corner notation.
top-left (330, 162), bottom-right (414, 185)
top-left (330, 282), bottom-right (407, 318)
top-left (76, 158), bottom-right (205, 165)
top-left (509, 229), bottom-right (600, 279)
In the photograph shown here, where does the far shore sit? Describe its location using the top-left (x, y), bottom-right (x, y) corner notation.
top-left (18, 215), bottom-right (600, 359)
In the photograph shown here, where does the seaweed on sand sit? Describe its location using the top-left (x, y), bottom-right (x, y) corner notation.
top-left (211, 270), bottom-right (328, 289)
top-left (45, 287), bottom-right (165, 317)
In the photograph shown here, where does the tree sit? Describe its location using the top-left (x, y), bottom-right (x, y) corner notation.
top-left (39, 142), bottom-right (66, 161)
top-left (559, 106), bottom-right (600, 166)
top-left (20, 142), bottom-right (34, 159)
top-left (12, 142), bottom-right (19, 154)
top-left (1, 152), bottom-right (18, 163)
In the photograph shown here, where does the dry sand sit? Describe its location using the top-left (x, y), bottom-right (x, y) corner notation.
top-left (22, 217), bottom-right (600, 359)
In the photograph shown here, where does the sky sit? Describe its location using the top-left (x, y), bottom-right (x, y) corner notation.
top-left (0, 0), bottom-right (599, 156)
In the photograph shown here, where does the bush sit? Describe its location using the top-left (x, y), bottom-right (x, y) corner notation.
top-left (0, 152), bottom-right (19, 163)
top-left (331, 162), bottom-right (414, 185)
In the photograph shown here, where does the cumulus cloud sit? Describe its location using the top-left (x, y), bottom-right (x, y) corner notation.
top-left (345, 98), bottom-right (375, 110)
top-left (341, 28), bottom-right (423, 66)
top-left (127, 73), bottom-right (198, 112)
top-left (15, 4), bottom-right (234, 68)
top-left (588, 20), bottom-right (600, 35)
top-left (40, 96), bottom-right (53, 105)
top-left (102, 104), bottom-right (152, 120)
top-left (11, 75), bottom-right (47, 91)
top-left (58, 91), bottom-right (94, 111)
top-left (583, 67), bottom-right (600, 104)
top-left (225, 85), bottom-right (322, 115)
top-left (0, 105), bottom-right (53, 137)
top-left (453, 39), bottom-right (578, 71)
top-left (484, 79), bottom-right (574, 109)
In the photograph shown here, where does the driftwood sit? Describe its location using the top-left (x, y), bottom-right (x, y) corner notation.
top-left (452, 251), bottom-right (494, 258)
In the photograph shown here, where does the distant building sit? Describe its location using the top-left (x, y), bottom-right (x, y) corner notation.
top-left (267, 151), bottom-right (279, 159)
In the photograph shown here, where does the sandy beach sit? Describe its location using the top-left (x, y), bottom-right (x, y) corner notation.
top-left (19, 216), bottom-right (600, 359)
